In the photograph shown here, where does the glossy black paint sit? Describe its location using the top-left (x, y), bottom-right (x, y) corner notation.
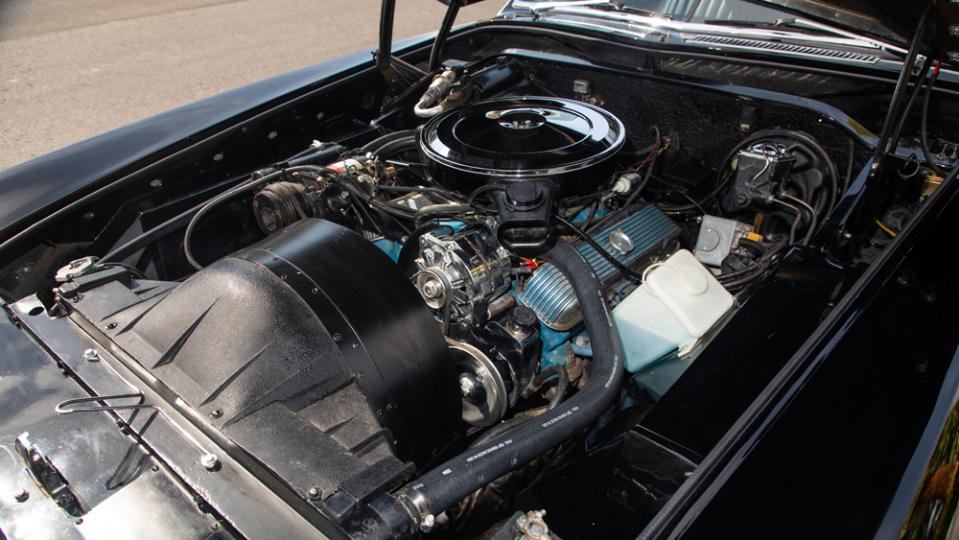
top-left (0, 52), bottom-right (358, 236)
top-left (9, 294), bottom-right (335, 538)
top-left (516, 426), bottom-right (698, 540)
top-left (0, 31), bottom-right (432, 260)
top-left (749, 0), bottom-right (923, 45)
top-left (640, 246), bottom-right (850, 456)
top-left (0, 11), bottom-right (956, 539)
top-left (234, 219), bottom-right (459, 468)
top-left (0, 16), bottom-right (915, 256)
top-left (640, 169), bottom-right (959, 539)
top-left (0, 310), bottom-right (230, 539)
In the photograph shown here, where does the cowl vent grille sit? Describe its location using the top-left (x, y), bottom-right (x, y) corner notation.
top-left (685, 35), bottom-right (880, 64)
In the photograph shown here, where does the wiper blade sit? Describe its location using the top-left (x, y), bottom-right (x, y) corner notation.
top-left (509, 2), bottom-right (901, 55)
top-left (702, 16), bottom-right (898, 50)
top-left (588, 1), bottom-right (660, 17)
top-left (510, 0), bottom-right (663, 18)
top-left (702, 18), bottom-right (803, 30)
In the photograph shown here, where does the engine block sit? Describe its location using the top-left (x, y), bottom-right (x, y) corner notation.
top-left (517, 205), bottom-right (680, 330)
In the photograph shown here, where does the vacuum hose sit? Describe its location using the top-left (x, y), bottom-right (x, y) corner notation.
top-left (347, 239), bottom-right (625, 538)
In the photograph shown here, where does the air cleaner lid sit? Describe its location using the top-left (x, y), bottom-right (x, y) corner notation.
top-left (420, 97), bottom-right (625, 178)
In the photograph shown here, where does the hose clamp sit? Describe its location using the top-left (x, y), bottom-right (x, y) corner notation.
top-left (396, 490), bottom-right (433, 532)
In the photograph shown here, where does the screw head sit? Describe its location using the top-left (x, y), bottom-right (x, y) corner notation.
top-left (83, 349), bottom-right (100, 362)
top-left (307, 487), bottom-right (321, 500)
top-left (210, 409), bottom-right (223, 419)
top-left (200, 453), bottom-right (220, 471)
top-left (14, 489), bottom-right (29, 503)
top-left (106, 322), bottom-right (118, 330)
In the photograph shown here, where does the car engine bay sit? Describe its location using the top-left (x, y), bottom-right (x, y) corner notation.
top-left (1, 22), bottom-right (954, 538)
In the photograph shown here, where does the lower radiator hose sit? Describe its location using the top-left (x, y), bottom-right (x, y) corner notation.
top-left (345, 239), bottom-right (625, 538)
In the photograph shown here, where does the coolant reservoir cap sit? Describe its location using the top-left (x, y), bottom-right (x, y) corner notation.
top-left (678, 264), bottom-right (709, 295)
top-left (648, 263), bottom-right (708, 295)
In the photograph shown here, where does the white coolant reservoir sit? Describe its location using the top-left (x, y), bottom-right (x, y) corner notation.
top-left (643, 249), bottom-right (734, 337)
top-left (613, 249), bottom-right (734, 387)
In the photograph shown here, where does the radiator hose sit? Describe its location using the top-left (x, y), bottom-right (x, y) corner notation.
top-left (345, 239), bottom-right (625, 538)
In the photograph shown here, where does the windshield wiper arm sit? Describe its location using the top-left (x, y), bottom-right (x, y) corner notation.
top-left (588, 1), bottom-right (660, 17)
top-left (511, 0), bottom-right (662, 18)
top-left (702, 16), bottom-right (899, 52)
top-left (509, 1), bottom-right (900, 54)
top-left (703, 18), bottom-right (802, 29)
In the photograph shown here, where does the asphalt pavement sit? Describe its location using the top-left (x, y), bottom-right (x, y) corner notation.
top-left (0, 0), bottom-right (501, 170)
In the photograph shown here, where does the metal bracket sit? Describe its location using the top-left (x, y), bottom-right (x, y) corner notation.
top-left (55, 348), bottom-right (220, 471)
top-left (55, 393), bottom-right (146, 413)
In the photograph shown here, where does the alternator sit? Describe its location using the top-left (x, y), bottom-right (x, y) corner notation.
top-left (414, 227), bottom-right (511, 326)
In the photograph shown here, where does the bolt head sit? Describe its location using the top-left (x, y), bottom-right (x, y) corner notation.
top-left (459, 374), bottom-right (476, 396)
top-left (14, 489), bottom-right (29, 503)
top-left (83, 349), bottom-right (100, 362)
top-left (200, 453), bottom-right (220, 471)
top-left (422, 279), bottom-right (441, 299)
top-left (307, 487), bottom-right (321, 500)
top-left (420, 514), bottom-right (435, 532)
top-left (612, 175), bottom-right (632, 194)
